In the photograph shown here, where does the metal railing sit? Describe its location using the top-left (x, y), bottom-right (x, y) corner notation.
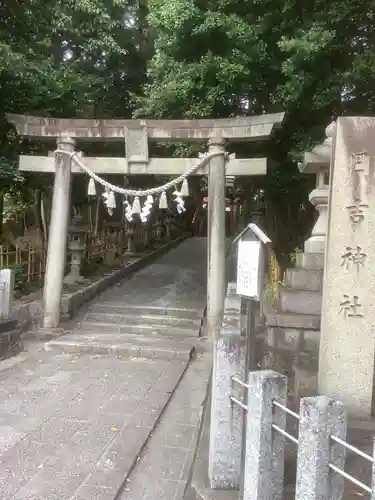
top-left (229, 371), bottom-right (374, 500)
top-left (329, 435), bottom-right (373, 495)
top-left (271, 400), bottom-right (299, 445)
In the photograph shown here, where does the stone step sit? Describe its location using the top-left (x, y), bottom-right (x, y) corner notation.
top-left (295, 252), bottom-right (325, 270)
top-left (78, 320), bottom-right (200, 338)
top-left (278, 288), bottom-right (322, 315)
top-left (89, 302), bottom-right (203, 320)
top-left (45, 331), bottom-right (196, 360)
top-left (284, 268), bottom-right (323, 292)
top-left (84, 310), bottom-right (202, 329)
top-left (267, 325), bottom-right (319, 352)
top-left (266, 311), bottom-right (321, 330)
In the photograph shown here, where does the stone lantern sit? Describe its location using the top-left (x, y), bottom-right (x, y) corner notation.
top-left (155, 217), bottom-right (164, 241)
top-left (169, 214), bottom-right (177, 238)
top-left (165, 214), bottom-right (172, 239)
top-left (298, 121), bottom-right (335, 255)
top-left (64, 215), bottom-right (88, 285)
top-left (250, 197), bottom-right (265, 227)
top-left (125, 222), bottom-right (136, 254)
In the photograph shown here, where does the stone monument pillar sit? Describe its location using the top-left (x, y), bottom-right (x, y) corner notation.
top-left (207, 137), bottom-right (227, 340)
top-left (319, 116), bottom-right (375, 418)
top-left (42, 136), bottom-right (74, 328)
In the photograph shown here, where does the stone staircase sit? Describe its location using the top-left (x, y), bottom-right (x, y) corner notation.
top-left (45, 237), bottom-right (208, 361)
top-left (265, 251), bottom-right (323, 354)
top-left (82, 303), bottom-right (203, 333)
top-left (46, 303), bottom-right (204, 360)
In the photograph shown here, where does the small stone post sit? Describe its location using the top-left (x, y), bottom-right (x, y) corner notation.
top-left (0, 269), bottom-right (14, 320)
top-left (209, 287), bottom-right (244, 489)
top-left (243, 370), bottom-right (287, 500)
top-left (295, 396), bottom-right (347, 500)
top-left (209, 335), bottom-right (245, 489)
top-left (42, 136), bottom-right (74, 328)
top-left (207, 137), bottom-right (226, 340)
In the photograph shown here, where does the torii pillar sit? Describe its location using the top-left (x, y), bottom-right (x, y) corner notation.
top-left (207, 137), bottom-right (226, 340)
top-left (7, 113), bottom-right (285, 334)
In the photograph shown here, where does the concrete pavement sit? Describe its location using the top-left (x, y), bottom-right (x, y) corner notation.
top-left (0, 238), bottom-right (212, 499)
top-left (117, 353), bottom-right (211, 500)
top-left (0, 350), bottom-right (211, 500)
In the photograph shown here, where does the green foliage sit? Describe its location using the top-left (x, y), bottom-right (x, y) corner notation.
top-left (138, 0), bottom-right (375, 143)
top-left (289, 247), bottom-right (302, 268)
top-left (134, 0), bottom-right (375, 259)
top-left (0, 0), bottom-right (148, 121)
top-left (0, 0), bottom-right (150, 233)
top-left (0, 158), bottom-right (23, 188)
top-left (1, 0), bottom-right (375, 264)
top-left (8, 264), bottom-right (27, 294)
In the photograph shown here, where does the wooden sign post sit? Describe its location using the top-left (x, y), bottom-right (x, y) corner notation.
top-left (232, 222), bottom-right (271, 492)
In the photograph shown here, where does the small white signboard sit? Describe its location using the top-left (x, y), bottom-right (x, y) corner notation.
top-left (233, 223), bottom-right (271, 301)
top-left (236, 240), bottom-right (261, 298)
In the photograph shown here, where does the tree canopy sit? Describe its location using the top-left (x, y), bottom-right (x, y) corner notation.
top-left (1, 0), bottom-right (375, 262)
top-left (134, 0), bottom-right (375, 263)
top-left (0, 0), bottom-right (149, 231)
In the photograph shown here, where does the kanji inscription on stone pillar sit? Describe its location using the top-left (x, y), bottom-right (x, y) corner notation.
top-left (319, 117), bottom-right (375, 418)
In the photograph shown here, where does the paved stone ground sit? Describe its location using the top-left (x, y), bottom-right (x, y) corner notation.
top-left (82, 236), bottom-right (207, 311)
top-left (0, 350), bottom-right (211, 500)
top-left (0, 237), bottom-right (212, 500)
top-left (115, 352), bottom-right (211, 500)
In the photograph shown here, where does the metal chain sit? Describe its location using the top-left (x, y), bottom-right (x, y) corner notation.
top-left (54, 149), bottom-right (228, 197)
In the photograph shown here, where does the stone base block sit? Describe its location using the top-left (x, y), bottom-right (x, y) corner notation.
top-left (266, 311), bottom-right (321, 330)
top-left (0, 319), bottom-right (21, 360)
top-left (278, 287), bottom-right (322, 315)
top-left (295, 252), bottom-right (325, 270)
top-left (266, 326), bottom-right (319, 353)
top-left (284, 267), bottom-right (323, 292)
top-left (293, 356), bottom-right (318, 404)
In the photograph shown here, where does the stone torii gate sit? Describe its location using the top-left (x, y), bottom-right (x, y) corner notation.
top-left (7, 113), bottom-right (284, 335)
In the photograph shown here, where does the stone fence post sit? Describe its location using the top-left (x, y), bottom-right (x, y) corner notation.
top-left (295, 396), bottom-right (347, 500)
top-left (209, 282), bottom-right (244, 489)
top-left (242, 370), bottom-right (348, 500)
top-left (243, 370), bottom-right (287, 500)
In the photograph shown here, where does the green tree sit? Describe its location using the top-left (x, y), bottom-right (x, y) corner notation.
top-left (0, 0), bottom-right (150, 233)
top-left (135, 0), bottom-right (375, 265)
